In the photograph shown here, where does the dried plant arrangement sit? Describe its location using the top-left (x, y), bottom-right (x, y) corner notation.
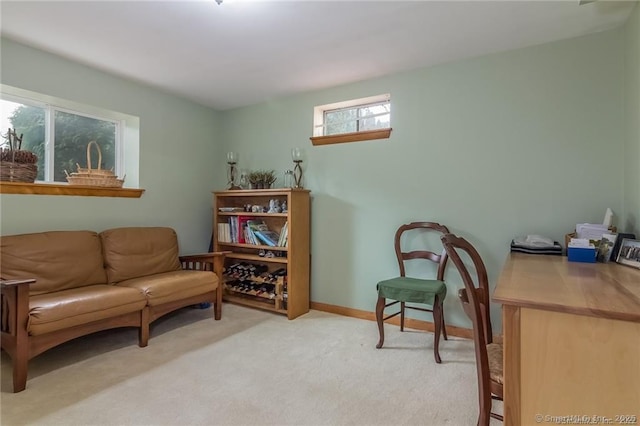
top-left (0, 128), bottom-right (38, 183)
top-left (247, 169), bottom-right (277, 189)
top-left (262, 170), bottom-right (277, 187)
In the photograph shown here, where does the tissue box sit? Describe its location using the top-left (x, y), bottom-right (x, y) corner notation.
top-left (567, 246), bottom-right (597, 263)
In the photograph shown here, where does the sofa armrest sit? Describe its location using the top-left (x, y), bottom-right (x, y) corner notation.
top-left (1, 278), bottom-right (35, 392)
top-left (179, 251), bottom-right (230, 276)
top-left (1, 278), bottom-right (35, 342)
top-left (179, 252), bottom-right (230, 321)
top-left (0, 279), bottom-right (37, 288)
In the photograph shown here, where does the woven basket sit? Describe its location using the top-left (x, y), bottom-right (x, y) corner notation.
top-left (66, 141), bottom-right (124, 188)
top-left (0, 161), bottom-right (38, 183)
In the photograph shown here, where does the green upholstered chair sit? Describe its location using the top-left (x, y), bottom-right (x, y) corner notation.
top-left (375, 222), bottom-right (450, 363)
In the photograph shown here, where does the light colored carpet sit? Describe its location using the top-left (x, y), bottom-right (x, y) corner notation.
top-left (1, 304), bottom-right (501, 425)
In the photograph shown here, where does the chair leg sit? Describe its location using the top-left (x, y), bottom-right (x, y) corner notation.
top-left (432, 295), bottom-right (443, 364)
top-left (442, 304), bottom-right (448, 341)
top-left (478, 404), bottom-right (491, 426)
top-left (375, 296), bottom-right (385, 349)
top-left (400, 301), bottom-right (405, 332)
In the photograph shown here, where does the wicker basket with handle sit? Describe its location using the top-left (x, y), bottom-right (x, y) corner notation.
top-left (65, 141), bottom-right (124, 188)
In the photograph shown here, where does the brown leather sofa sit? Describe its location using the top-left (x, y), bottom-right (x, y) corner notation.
top-left (0, 227), bottom-right (227, 392)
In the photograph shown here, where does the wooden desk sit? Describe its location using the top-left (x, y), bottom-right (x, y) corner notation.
top-left (493, 253), bottom-right (640, 426)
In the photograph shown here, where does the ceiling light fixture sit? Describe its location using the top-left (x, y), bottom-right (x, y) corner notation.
top-left (215, 0), bottom-right (223, 4)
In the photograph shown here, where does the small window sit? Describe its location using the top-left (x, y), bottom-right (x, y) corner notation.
top-left (1, 85), bottom-right (137, 187)
top-left (311, 94), bottom-right (392, 146)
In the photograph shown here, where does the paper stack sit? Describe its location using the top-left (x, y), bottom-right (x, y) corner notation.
top-left (576, 223), bottom-right (610, 241)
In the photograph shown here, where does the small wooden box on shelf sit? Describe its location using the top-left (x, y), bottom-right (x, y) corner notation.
top-left (212, 188), bottom-right (310, 319)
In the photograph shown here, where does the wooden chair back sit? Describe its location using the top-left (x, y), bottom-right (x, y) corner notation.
top-left (441, 233), bottom-right (501, 425)
top-left (394, 222), bottom-right (450, 280)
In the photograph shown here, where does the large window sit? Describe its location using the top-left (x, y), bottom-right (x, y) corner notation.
top-left (1, 95), bottom-right (121, 183)
top-left (311, 94), bottom-right (392, 146)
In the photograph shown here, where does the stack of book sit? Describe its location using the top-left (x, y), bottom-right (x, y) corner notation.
top-left (218, 218), bottom-right (289, 247)
top-left (249, 220), bottom-right (280, 247)
top-left (277, 222), bottom-right (288, 247)
top-left (217, 222), bottom-right (232, 243)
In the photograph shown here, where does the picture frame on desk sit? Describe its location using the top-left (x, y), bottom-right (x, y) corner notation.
top-left (596, 232), bottom-right (617, 262)
top-left (615, 238), bottom-right (640, 269)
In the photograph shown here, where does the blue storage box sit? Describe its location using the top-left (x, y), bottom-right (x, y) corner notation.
top-left (567, 246), bottom-right (597, 263)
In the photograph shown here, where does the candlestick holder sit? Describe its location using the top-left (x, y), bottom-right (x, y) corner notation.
top-left (226, 151), bottom-right (241, 190)
top-left (291, 148), bottom-right (303, 188)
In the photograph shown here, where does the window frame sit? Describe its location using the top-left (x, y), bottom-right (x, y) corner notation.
top-left (49, 105), bottom-right (124, 182)
top-left (0, 84), bottom-right (141, 197)
top-left (311, 94), bottom-right (392, 146)
top-left (1, 93), bottom-right (123, 182)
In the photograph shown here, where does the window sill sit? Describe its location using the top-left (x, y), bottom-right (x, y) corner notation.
top-left (0, 182), bottom-right (145, 198)
top-left (310, 128), bottom-right (392, 146)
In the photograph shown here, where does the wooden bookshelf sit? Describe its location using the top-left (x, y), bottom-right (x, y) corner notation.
top-left (213, 188), bottom-right (310, 319)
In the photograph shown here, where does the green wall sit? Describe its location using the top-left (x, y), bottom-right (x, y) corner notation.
top-left (624, 3), bottom-right (640, 236)
top-left (220, 29), bottom-right (627, 330)
top-left (1, 24), bottom-right (634, 331)
top-left (0, 38), bottom-right (223, 254)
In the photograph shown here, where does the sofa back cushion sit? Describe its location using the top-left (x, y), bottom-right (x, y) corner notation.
top-left (100, 227), bottom-right (181, 283)
top-left (0, 231), bottom-right (108, 295)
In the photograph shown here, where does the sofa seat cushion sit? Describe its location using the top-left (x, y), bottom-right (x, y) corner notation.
top-left (1, 231), bottom-right (108, 296)
top-left (100, 227), bottom-right (182, 284)
top-left (28, 285), bottom-right (147, 336)
top-left (116, 270), bottom-right (218, 306)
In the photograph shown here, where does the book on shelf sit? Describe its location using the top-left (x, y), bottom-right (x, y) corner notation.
top-left (228, 216), bottom-right (240, 243)
top-left (218, 207), bottom-right (244, 212)
top-left (278, 221), bottom-right (288, 247)
top-left (237, 215), bottom-right (251, 244)
top-left (243, 219), bottom-right (261, 245)
top-left (254, 230), bottom-right (280, 247)
top-left (244, 227), bottom-right (255, 245)
top-left (224, 216), bottom-right (257, 244)
top-left (246, 219), bottom-right (283, 247)
top-left (246, 220), bottom-right (268, 245)
top-left (217, 222), bottom-right (231, 243)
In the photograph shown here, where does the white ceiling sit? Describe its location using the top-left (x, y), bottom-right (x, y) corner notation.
top-left (0, 0), bottom-right (636, 111)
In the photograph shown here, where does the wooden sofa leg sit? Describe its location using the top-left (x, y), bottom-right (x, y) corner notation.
top-left (13, 351), bottom-right (28, 393)
top-left (1, 279), bottom-right (33, 392)
top-left (139, 307), bottom-right (149, 347)
top-left (213, 255), bottom-right (224, 321)
top-left (12, 313), bottom-right (29, 392)
top-left (214, 287), bottom-right (222, 320)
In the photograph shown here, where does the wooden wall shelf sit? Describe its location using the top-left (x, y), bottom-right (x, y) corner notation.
top-left (0, 182), bottom-right (144, 198)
